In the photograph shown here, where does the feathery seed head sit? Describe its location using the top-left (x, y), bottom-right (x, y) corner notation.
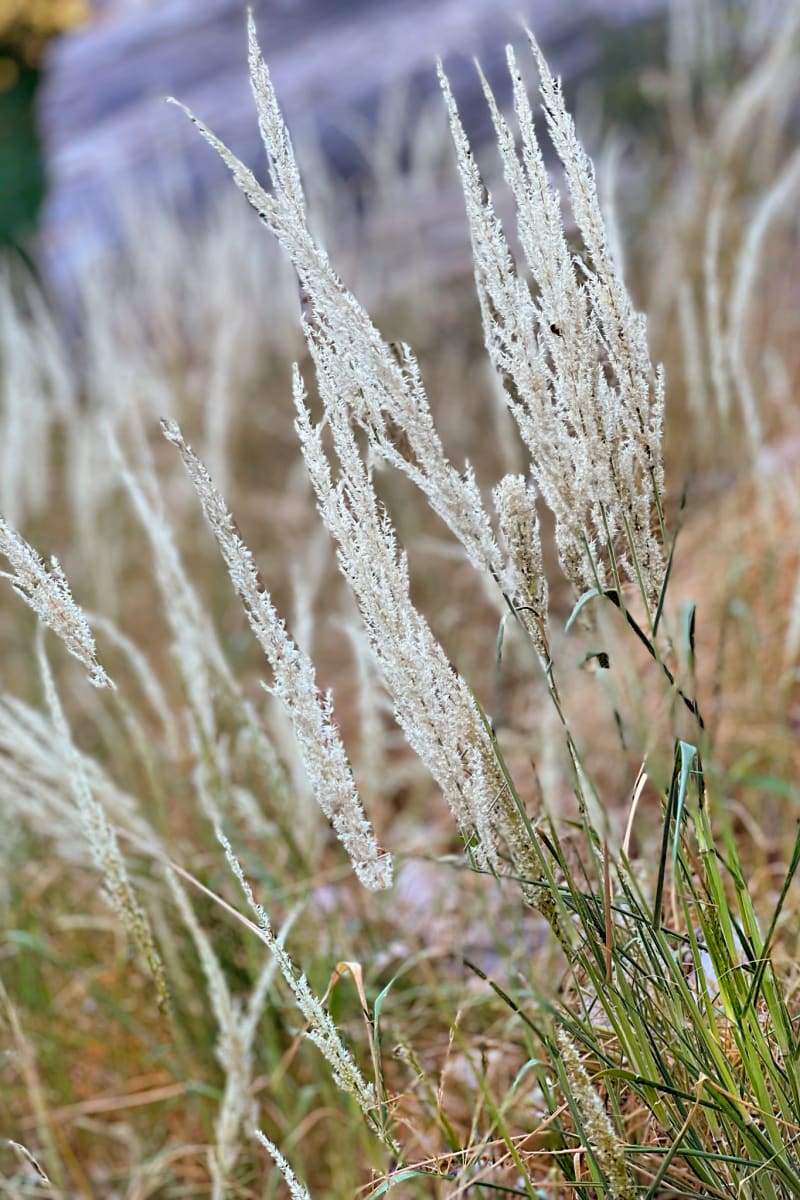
top-left (494, 473), bottom-right (549, 658)
top-left (557, 1029), bottom-right (634, 1200)
top-left (217, 827), bottom-right (385, 1135)
top-left (161, 418), bottom-right (392, 891)
top-left (0, 518), bottom-right (112, 688)
top-left (441, 36), bottom-right (667, 614)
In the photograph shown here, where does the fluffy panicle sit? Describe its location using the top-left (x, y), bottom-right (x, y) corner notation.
top-left (440, 40), bottom-right (666, 612)
top-left (161, 418), bottom-right (391, 892)
top-left (294, 368), bottom-right (540, 885)
top-left (109, 428), bottom-right (292, 840)
top-left (167, 872), bottom-right (293, 1196)
top-left (0, 517), bottom-right (111, 687)
top-left (493, 473), bottom-right (549, 658)
top-left (217, 828), bottom-right (386, 1138)
top-left (254, 1130), bottom-right (313, 1200)
top-left (37, 637), bottom-right (168, 1009)
top-left (557, 1030), bottom-right (635, 1200)
top-left (169, 13), bottom-right (510, 594)
top-left (172, 17), bottom-right (547, 880)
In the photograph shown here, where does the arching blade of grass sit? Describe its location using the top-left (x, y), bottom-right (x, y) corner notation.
top-left (653, 740), bottom-right (699, 929)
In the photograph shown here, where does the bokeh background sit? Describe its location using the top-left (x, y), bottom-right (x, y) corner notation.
top-left (5, 0), bottom-right (671, 298)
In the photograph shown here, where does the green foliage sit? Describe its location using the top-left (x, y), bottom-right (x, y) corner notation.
top-left (0, 53), bottom-right (44, 259)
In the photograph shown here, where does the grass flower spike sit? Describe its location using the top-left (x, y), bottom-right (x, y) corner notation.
top-left (440, 39), bottom-right (666, 613)
top-left (0, 517), bottom-right (111, 687)
top-left (556, 1029), bottom-right (634, 1200)
top-left (162, 418), bottom-right (391, 891)
top-left (217, 828), bottom-right (387, 1141)
top-left (168, 13), bottom-right (511, 595)
top-left (37, 635), bottom-right (167, 1008)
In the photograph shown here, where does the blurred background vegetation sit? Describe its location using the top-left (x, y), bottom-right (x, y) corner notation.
top-left (0, 0), bottom-right (87, 257)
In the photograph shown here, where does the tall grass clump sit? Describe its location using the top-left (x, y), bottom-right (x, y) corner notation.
top-left (3, 6), bottom-right (800, 1198)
